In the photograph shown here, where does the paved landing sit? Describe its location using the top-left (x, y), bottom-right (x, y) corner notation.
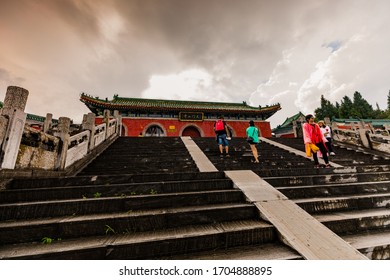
top-left (225, 170), bottom-right (367, 260)
top-left (181, 137), bottom-right (218, 172)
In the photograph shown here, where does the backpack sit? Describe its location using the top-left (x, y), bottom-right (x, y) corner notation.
top-left (215, 120), bottom-right (225, 131)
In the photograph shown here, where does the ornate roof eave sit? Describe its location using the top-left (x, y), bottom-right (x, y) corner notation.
top-left (80, 93), bottom-right (281, 118)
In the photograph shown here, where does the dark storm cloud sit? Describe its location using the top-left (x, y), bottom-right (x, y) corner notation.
top-left (108, 0), bottom-right (310, 101)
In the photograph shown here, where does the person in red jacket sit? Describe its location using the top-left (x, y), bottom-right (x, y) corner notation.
top-left (302, 114), bottom-right (331, 168)
top-left (214, 116), bottom-right (231, 157)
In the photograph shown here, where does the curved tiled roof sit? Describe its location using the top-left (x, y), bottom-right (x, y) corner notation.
top-left (279, 112), bottom-right (305, 128)
top-left (80, 93), bottom-right (281, 118)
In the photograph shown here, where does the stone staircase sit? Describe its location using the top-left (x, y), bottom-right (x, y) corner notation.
top-left (193, 137), bottom-right (315, 176)
top-left (77, 137), bottom-right (199, 175)
top-left (260, 137), bottom-right (390, 259)
top-left (2, 136), bottom-right (390, 259)
top-left (194, 137), bottom-right (390, 259)
top-left (0, 137), bottom-right (300, 260)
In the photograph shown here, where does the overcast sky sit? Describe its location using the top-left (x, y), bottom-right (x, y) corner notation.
top-left (1, 0), bottom-right (389, 128)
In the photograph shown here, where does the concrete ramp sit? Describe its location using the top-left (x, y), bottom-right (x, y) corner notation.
top-left (181, 136), bottom-right (218, 172)
top-left (225, 170), bottom-right (367, 260)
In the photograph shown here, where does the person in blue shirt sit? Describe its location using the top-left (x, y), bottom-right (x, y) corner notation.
top-left (246, 120), bottom-right (260, 163)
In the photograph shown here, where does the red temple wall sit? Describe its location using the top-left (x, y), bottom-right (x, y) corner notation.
top-left (96, 117), bottom-right (272, 138)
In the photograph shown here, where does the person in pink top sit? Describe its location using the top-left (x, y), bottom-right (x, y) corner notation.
top-left (318, 120), bottom-right (336, 156)
top-left (302, 114), bottom-right (331, 168)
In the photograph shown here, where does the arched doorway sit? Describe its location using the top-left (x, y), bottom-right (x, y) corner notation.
top-left (145, 125), bottom-right (165, 137)
top-left (182, 126), bottom-right (201, 138)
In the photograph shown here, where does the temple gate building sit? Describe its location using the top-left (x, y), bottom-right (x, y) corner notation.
top-left (80, 93), bottom-right (281, 138)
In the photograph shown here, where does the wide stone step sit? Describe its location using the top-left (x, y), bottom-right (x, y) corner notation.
top-left (94, 151), bottom-right (192, 158)
top-left (0, 203), bottom-right (257, 245)
top-left (212, 160), bottom-right (312, 170)
top-left (314, 208), bottom-right (390, 235)
top-left (255, 167), bottom-right (336, 177)
top-left (6, 172), bottom-right (226, 189)
top-left (84, 160), bottom-right (195, 169)
top-left (83, 164), bottom-right (198, 170)
top-left (160, 242), bottom-right (302, 260)
top-left (277, 181), bottom-right (390, 199)
top-left (88, 155), bottom-right (193, 162)
top-left (0, 179), bottom-right (234, 203)
top-left (294, 192), bottom-right (390, 214)
top-left (0, 189), bottom-right (245, 221)
top-left (203, 153), bottom-right (311, 161)
top-left (78, 166), bottom-right (200, 175)
top-left (265, 171), bottom-right (390, 187)
top-left (342, 229), bottom-right (390, 260)
top-left (0, 220), bottom-right (276, 260)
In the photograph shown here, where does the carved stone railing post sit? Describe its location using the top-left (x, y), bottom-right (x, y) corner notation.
top-left (0, 116), bottom-right (7, 149)
top-left (292, 121), bottom-right (297, 138)
top-left (43, 113), bottom-right (53, 133)
top-left (82, 112), bottom-right (96, 150)
top-left (103, 109), bottom-right (110, 139)
top-left (384, 124), bottom-right (390, 135)
top-left (55, 117), bottom-right (71, 170)
top-left (113, 110), bottom-right (122, 136)
top-left (0, 86), bottom-right (29, 169)
top-left (324, 117), bottom-right (330, 126)
top-left (357, 121), bottom-right (370, 149)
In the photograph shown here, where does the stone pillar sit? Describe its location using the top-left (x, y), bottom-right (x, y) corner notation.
top-left (0, 86), bottom-right (29, 169)
top-left (55, 117), bottom-right (71, 170)
top-left (113, 110), bottom-right (122, 136)
top-left (357, 121), bottom-right (370, 149)
top-left (1, 86), bottom-right (29, 116)
top-left (0, 116), bottom-right (7, 148)
top-left (324, 117), bottom-right (331, 126)
top-left (103, 109), bottom-right (110, 139)
top-left (350, 122), bottom-right (357, 131)
top-left (384, 124), bottom-right (390, 135)
top-left (82, 113), bottom-right (96, 150)
top-left (43, 113), bottom-right (53, 133)
top-left (292, 121), bottom-right (297, 138)
top-left (367, 122), bottom-right (375, 133)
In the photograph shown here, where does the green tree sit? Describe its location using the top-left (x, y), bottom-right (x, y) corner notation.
top-left (335, 102), bottom-right (340, 118)
top-left (350, 91), bottom-right (374, 119)
top-left (338, 95), bottom-right (354, 118)
top-left (314, 90), bottom-right (389, 120)
top-left (314, 95), bottom-right (338, 120)
top-left (373, 102), bottom-right (386, 119)
top-left (387, 90), bottom-right (390, 111)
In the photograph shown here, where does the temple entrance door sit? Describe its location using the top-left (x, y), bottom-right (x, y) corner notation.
top-left (145, 125), bottom-right (165, 137)
top-left (182, 126), bottom-right (201, 138)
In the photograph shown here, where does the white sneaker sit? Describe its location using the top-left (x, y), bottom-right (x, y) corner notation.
top-left (330, 152), bottom-right (335, 156)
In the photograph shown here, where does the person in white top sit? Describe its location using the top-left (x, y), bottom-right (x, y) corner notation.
top-left (318, 120), bottom-right (335, 156)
